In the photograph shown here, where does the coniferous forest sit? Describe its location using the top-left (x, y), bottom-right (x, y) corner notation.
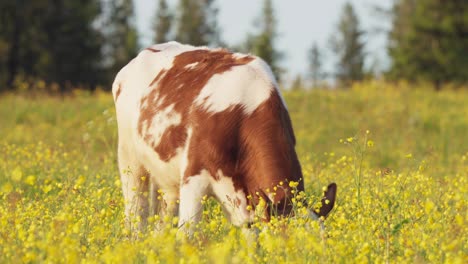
top-left (0, 0), bottom-right (466, 91)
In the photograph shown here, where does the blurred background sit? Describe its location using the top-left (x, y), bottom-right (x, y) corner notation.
top-left (0, 0), bottom-right (466, 92)
top-left (0, 3), bottom-right (467, 261)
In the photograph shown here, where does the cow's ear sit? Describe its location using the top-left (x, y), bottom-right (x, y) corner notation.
top-left (314, 183), bottom-right (337, 218)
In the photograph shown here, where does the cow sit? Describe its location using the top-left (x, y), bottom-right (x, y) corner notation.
top-left (112, 41), bottom-right (336, 234)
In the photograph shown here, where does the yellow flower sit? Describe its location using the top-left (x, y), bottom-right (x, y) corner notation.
top-left (11, 167), bottom-right (23, 182)
top-left (25, 175), bottom-right (35, 186)
top-left (258, 198), bottom-right (266, 208)
top-left (1, 182), bottom-right (13, 194)
top-left (43, 184), bottom-right (53, 194)
top-left (289, 181), bottom-right (299, 188)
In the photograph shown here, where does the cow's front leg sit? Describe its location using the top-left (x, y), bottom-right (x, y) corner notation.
top-left (178, 175), bottom-right (210, 235)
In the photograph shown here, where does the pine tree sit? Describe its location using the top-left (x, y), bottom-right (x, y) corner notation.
top-left (106, 0), bottom-right (139, 82)
top-left (388, 0), bottom-right (468, 89)
top-left (330, 2), bottom-right (365, 87)
top-left (245, 0), bottom-right (283, 82)
top-left (308, 43), bottom-right (323, 88)
top-left (0, 0), bottom-right (22, 89)
top-left (45, 0), bottom-right (104, 89)
top-left (175, 0), bottom-right (221, 46)
top-left (153, 0), bottom-right (172, 43)
top-left (0, 0), bottom-right (104, 90)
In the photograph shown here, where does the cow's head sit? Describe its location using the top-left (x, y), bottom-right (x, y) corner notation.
top-left (246, 181), bottom-right (337, 227)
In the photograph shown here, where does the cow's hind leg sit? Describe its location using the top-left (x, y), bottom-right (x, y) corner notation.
top-left (177, 173), bottom-right (210, 235)
top-left (150, 181), bottom-right (179, 231)
top-left (118, 143), bottom-right (149, 233)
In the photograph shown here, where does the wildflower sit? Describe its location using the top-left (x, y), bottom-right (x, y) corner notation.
top-left (289, 181), bottom-right (299, 188)
top-left (1, 182), bottom-right (13, 194)
top-left (258, 198), bottom-right (266, 208)
top-left (43, 185), bottom-right (53, 194)
top-left (11, 167), bottom-right (23, 182)
top-left (23, 175), bottom-right (35, 186)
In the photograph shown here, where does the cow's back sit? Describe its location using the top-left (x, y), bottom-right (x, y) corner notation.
top-left (113, 42), bottom-right (284, 192)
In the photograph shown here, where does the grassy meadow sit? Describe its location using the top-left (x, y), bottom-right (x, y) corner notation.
top-left (0, 82), bottom-right (467, 263)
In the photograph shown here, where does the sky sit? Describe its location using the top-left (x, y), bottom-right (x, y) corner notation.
top-left (134, 0), bottom-right (394, 82)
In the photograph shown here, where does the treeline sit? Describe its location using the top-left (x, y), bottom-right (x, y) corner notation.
top-left (387, 0), bottom-right (468, 89)
top-left (304, 0), bottom-right (468, 89)
top-left (0, 0), bottom-right (137, 91)
top-left (0, 0), bottom-right (466, 92)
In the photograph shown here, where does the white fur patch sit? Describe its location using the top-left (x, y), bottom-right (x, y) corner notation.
top-left (194, 60), bottom-right (273, 114)
top-left (211, 170), bottom-right (253, 226)
top-left (185, 62), bottom-right (199, 69)
top-left (247, 57), bottom-right (288, 110)
top-left (140, 104), bottom-right (181, 148)
top-left (178, 171), bottom-right (212, 230)
top-left (268, 193), bottom-right (276, 203)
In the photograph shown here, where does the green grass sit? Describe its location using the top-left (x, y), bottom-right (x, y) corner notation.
top-left (0, 82), bottom-right (466, 263)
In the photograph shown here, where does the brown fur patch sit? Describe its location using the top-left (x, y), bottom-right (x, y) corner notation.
top-left (138, 49), bottom-right (254, 162)
top-left (115, 84), bottom-right (122, 102)
top-left (146, 48), bottom-right (161, 53)
top-left (148, 69), bottom-right (167, 87)
top-left (183, 89), bottom-right (303, 217)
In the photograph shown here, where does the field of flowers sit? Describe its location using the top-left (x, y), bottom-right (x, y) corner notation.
top-left (0, 82), bottom-right (466, 263)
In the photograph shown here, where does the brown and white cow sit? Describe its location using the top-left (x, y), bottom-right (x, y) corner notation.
top-left (112, 41), bottom-right (336, 233)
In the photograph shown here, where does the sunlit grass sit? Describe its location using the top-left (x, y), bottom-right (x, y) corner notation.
top-left (0, 82), bottom-right (466, 263)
